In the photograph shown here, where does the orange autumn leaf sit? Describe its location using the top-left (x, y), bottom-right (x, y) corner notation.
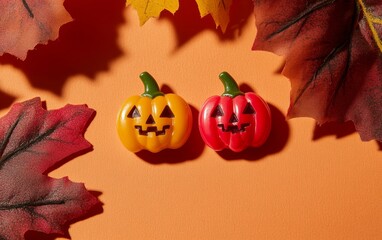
top-left (0, 0), bottom-right (72, 60)
top-left (126, 0), bottom-right (179, 25)
top-left (195, 0), bottom-right (232, 32)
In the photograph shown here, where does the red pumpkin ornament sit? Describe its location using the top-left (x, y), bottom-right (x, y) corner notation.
top-left (199, 72), bottom-right (271, 152)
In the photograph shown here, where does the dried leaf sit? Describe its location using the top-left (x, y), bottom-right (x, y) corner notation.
top-left (0, 98), bottom-right (100, 239)
top-left (195, 0), bottom-right (233, 32)
top-left (253, 0), bottom-right (382, 141)
top-left (0, 0), bottom-right (72, 60)
top-left (127, 0), bottom-right (179, 25)
top-left (127, 0), bottom-right (233, 32)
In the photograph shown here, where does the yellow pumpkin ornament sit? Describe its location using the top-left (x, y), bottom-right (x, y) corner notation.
top-left (117, 72), bottom-right (192, 153)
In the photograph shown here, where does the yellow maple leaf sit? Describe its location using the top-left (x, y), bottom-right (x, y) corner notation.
top-left (195, 0), bottom-right (233, 32)
top-left (127, 0), bottom-right (179, 25)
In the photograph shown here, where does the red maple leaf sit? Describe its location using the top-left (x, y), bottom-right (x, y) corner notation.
top-left (0, 0), bottom-right (72, 60)
top-left (253, 0), bottom-right (382, 141)
top-left (0, 98), bottom-right (100, 239)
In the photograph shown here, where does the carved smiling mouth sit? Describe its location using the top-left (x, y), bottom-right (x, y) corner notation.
top-left (217, 123), bottom-right (250, 134)
top-left (135, 125), bottom-right (171, 136)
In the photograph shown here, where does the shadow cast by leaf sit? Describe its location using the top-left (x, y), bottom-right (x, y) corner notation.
top-left (25, 191), bottom-right (103, 240)
top-left (25, 231), bottom-right (64, 240)
top-left (218, 102), bottom-right (289, 161)
top-left (314, 122), bottom-right (382, 151)
top-left (0, 0), bottom-right (126, 95)
top-left (0, 90), bottom-right (16, 110)
top-left (312, 121), bottom-right (356, 140)
top-left (274, 59), bottom-right (286, 75)
top-left (159, 0), bottom-right (254, 50)
top-left (377, 141), bottom-right (382, 151)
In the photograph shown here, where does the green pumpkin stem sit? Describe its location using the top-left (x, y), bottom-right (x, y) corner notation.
top-left (140, 72), bottom-right (165, 99)
top-left (219, 72), bottom-right (244, 98)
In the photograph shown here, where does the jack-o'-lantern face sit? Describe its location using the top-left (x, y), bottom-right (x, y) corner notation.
top-left (127, 104), bottom-right (175, 136)
top-left (211, 102), bottom-right (256, 134)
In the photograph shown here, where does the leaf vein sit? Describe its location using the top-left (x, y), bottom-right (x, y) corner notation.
top-left (22, 0), bottom-right (34, 18)
top-left (0, 116), bottom-right (23, 162)
top-left (0, 122), bottom-right (63, 170)
top-left (293, 2), bottom-right (358, 115)
top-left (266, 0), bottom-right (336, 40)
top-left (0, 199), bottom-right (65, 211)
top-left (358, 0), bottom-right (382, 52)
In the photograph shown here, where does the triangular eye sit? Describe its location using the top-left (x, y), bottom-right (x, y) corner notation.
top-left (127, 106), bottom-right (141, 118)
top-left (211, 105), bottom-right (224, 117)
top-left (243, 102), bottom-right (256, 114)
top-left (160, 105), bottom-right (175, 118)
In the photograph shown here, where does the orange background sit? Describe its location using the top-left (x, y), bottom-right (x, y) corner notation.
top-left (1, 1), bottom-right (382, 239)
